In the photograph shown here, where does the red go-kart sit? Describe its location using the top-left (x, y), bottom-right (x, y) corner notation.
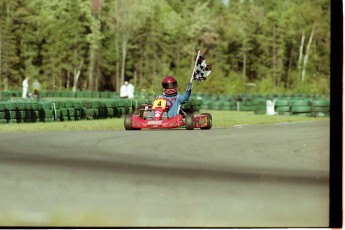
top-left (124, 96), bottom-right (212, 130)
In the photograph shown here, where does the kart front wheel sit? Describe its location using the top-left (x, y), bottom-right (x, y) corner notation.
top-left (124, 114), bottom-right (141, 130)
top-left (124, 114), bottom-right (133, 130)
top-left (185, 114), bottom-right (194, 130)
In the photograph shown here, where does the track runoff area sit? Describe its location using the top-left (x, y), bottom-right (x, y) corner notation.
top-left (0, 119), bottom-right (330, 227)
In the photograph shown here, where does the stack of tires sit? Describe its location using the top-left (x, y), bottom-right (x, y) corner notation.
top-left (0, 101), bottom-right (15, 123)
top-left (0, 100), bottom-right (40, 123)
top-left (200, 100), bottom-right (212, 110)
top-left (99, 91), bottom-right (110, 98)
top-left (64, 100), bottom-right (75, 121)
top-left (275, 99), bottom-right (292, 116)
top-left (5, 101), bottom-right (17, 123)
top-left (38, 101), bottom-right (54, 122)
top-left (72, 100), bottom-right (84, 120)
top-left (26, 100), bottom-right (39, 122)
top-left (133, 98), bottom-right (149, 108)
top-left (60, 92), bottom-right (68, 98)
top-left (15, 101), bottom-right (26, 123)
top-left (219, 100), bottom-right (232, 110)
top-left (104, 99), bottom-right (116, 118)
top-left (252, 98), bottom-right (267, 115)
top-left (310, 99), bottom-right (330, 117)
top-left (290, 99), bottom-right (314, 117)
top-left (82, 100), bottom-right (94, 120)
top-left (115, 99), bottom-right (131, 118)
top-left (0, 102), bottom-right (7, 124)
top-left (132, 98), bottom-right (149, 115)
top-left (88, 100), bottom-right (100, 119)
top-left (239, 98), bottom-right (254, 111)
top-left (207, 100), bottom-right (221, 110)
top-left (54, 100), bottom-right (67, 121)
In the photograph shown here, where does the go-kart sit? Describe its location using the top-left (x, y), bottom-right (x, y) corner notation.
top-left (124, 96), bottom-right (212, 130)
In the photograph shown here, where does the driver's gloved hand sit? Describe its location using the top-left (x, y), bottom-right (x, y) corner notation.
top-left (187, 83), bottom-right (193, 91)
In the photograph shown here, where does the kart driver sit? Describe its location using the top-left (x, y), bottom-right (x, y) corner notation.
top-left (155, 76), bottom-right (193, 118)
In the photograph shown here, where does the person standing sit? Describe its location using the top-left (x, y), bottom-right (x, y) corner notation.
top-left (32, 79), bottom-right (41, 91)
top-left (120, 81), bottom-right (128, 98)
top-left (126, 80), bottom-right (135, 99)
top-left (32, 79), bottom-right (41, 99)
top-left (22, 76), bottom-right (30, 99)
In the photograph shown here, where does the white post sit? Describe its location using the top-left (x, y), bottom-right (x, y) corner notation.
top-left (52, 103), bottom-right (56, 121)
top-left (190, 50), bottom-right (201, 83)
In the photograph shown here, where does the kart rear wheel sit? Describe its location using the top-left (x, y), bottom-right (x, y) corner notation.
top-left (185, 114), bottom-right (194, 130)
top-left (124, 114), bottom-right (141, 130)
top-left (200, 113), bottom-right (212, 130)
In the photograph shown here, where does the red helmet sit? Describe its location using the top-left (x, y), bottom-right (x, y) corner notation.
top-left (162, 76), bottom-right (178, 96)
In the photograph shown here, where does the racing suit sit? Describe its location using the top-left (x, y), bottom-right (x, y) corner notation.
top-left (155, 83), bottom-right (193, 118)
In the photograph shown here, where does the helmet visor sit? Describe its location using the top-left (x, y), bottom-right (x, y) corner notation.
top-left (162, 81), bottom-right (178, 89)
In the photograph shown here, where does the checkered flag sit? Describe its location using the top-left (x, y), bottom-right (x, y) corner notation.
top-left (192, 55), bottom-right (212, 81)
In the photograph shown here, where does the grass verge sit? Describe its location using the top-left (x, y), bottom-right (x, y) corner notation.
top-left (0, 110), bottom-right (328, 132)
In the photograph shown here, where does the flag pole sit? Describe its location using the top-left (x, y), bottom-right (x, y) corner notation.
top-left (190, 50), bottom-right (201, 83)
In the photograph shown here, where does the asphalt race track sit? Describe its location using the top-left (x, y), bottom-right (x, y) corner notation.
top-left (0, 120), bottom-right (329, 227)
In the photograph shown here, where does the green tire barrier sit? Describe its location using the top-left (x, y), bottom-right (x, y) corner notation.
top-left (251, 98), bottom-right (267, 106)
top-left (5, 102), bottom-right (16, 110)
top-left (275, 100), bottom-right (290, 107)
top-left (291, 106), bottom-right (313, 113)
top-left (310, 99), bottom-right (330, 107)
top-left (8, 119), bottom-right (17, 124)
top-left (0, 94), bottom-right (329, 124)
top-left (275, 106), bottom-right (291, 112)
top-left (289, 100), bottom-right (314, 116)
top-left (252, 105), bottom-right (266, 111)
top-left (0, 102), bottom-right (5, 110)
top-left (290, 100), bottom-right (310, 107)
top-left (201, 100), bottom-right (212, 109)
top-left (240, 105), bottom-right (253, 111)
top-left (314, 112), bottom-right (330, 117)
top-left (220, 101), bottom-right (232, 110)
top-left (309, 99), bottom-right (330, 117)
top-left (313, 106), bottom-right (329, 112)
top-left (86, 108), bottom-right (96, 119)
top-left (277, 112), bottom-right (292, 116)
top-left (293, 112), bottom-right (314, 117)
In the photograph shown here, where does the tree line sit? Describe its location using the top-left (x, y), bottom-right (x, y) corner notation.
top-left (0, 0), bottom-right (330, 95)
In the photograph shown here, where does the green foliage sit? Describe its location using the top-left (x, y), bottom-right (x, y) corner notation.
top-left (254, 76), bottom-right (285, 94)
top-left (289, 72), bottom-right (330, 95)
top-left (0, 0), bottom-right (330, 96)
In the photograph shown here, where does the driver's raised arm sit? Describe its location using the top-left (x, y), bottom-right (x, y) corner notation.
top-left (178, 83), bottom-right (193, 104)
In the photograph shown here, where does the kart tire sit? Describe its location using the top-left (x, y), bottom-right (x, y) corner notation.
top-left (124, 114), bottom-right (141, 130)
top-left (275, 100), bottom-right (290, 107)
top-left (310, 99), bottom-right (330, 107)
top-left (275, 106), bottom-right (291, 112)
top-left (313, 106), bottom-right (329, 112)
top-left (291, 100), bottom-right (310, 107)
top-left (291, 106), bottom-right (313, 113)
top-left (200, 113), bottom-right (212, 130)
top-left (185, 114), bottom-right (194, 130)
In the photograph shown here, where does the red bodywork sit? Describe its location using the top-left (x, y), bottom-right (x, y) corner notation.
top-left (130, 114), bottom-right (185, 129)
top-left (124, 97), bottom-right (212, 130)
